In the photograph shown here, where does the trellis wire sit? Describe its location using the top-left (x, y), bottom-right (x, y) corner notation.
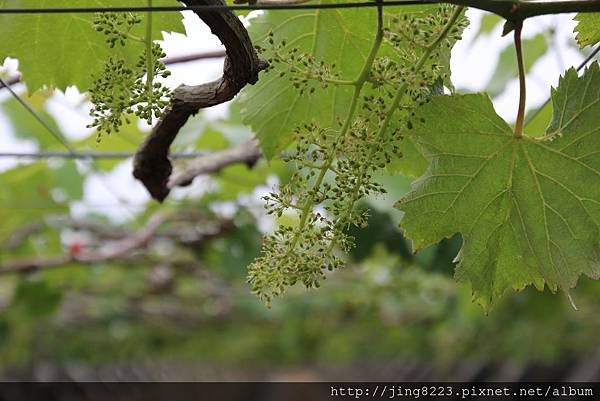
top-left (0, 1), bottom-right (426, 14)
top-left (0, 151), bottom-right (209, 160)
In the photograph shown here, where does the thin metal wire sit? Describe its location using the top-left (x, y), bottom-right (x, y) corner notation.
top-left (0, 77), bottom-right (75, 153)
top-left (0, 1), bottom-right (427, 14)
top-left (0, 151), bottom-right (209, 159)
top-left (574, 43), bottom-right (598, 76)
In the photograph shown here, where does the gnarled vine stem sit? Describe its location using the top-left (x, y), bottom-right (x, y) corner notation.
top-left (133, 0), bottom-right (268, 201)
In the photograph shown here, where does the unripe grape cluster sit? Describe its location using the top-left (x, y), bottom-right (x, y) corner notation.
top-left (93, 13), bottom-right (142, 48)
top-left (248, 6), bottom-right (467, 303)
top-left (256, 31), bottom-right (343, 95)
top-left (384, 5), bottom-right (467, 118)
top-left (87, 13), bottom-right (172, 140)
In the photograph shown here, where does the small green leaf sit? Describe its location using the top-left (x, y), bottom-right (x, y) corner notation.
top-left (396, 63), bottom-right (600, 309)
top-left (238, 3), bottom-right (375, 158)
top-left (574, 13), bottom-right (600, 48)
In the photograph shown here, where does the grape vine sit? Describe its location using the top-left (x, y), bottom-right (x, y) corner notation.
top-left (1, 0), bottom-right (599, 313)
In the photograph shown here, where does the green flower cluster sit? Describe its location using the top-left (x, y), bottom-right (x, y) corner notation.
top-left (248, 6), bottom-right (467, 304)
top-left (87, 13), bottom-right (172, 140)
top-left (255, 32), bottom-right (345, 95)
top-left (383, 6), bottom-right (466, 108)
top-left (93, 13), bottom-right (142, 48)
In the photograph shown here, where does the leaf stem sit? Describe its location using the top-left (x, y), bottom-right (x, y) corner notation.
top-left (124, 32), bottom-right (145, 44)
top-left (355, 0), bottom-right (384, 85)
top-left (145, 0), bottom-right (154, 96)
top-left (513, 20), bottom-right (526, 139)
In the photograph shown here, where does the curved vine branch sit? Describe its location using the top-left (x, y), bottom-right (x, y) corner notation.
top-left (168, 140), bottom-right (261, 189)
top-left (229, 0), bottom-right (600, 19)
top-left (443, 0), bottom-right (600, 21)
top-left (133, 0), bottom-right (268, 202)
top-left (0, 212), bottom-right (234, 274)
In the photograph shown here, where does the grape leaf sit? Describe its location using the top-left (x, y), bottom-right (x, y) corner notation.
top-left (387, 136), bottom-right (428, 177)
top-left (524, 101), bottom-right (552, 138)
top-left (574, 13), bottom-right (600, 48)
top-left (396, 63), bottom-right (600, 309)
top-left (237, 1), bottom-right (442, 158)
top-left (0, 0), bottom-right (184, 92)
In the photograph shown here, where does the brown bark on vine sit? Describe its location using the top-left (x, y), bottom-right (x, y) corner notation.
top-left (133, 0), bottom-right (268, 202)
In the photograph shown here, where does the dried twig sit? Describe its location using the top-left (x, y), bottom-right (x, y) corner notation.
top-left (168, 140), bottom-right (261, 189)
top-left (0, 212), bottom-right (235, 274)
top-left (76, 213), bottom-right (168, 263)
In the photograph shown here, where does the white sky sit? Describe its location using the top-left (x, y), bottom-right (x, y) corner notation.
top-left (0, 9), bottom-right (589, 221)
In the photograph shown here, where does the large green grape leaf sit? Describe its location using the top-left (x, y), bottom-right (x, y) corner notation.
top-left (237, 1), bottom-right (440, 158)
top-left (574, 13), bottom-right (600, 48)
top-left (396, 63), bottom-right (600, 309)
top-left (0, 0), bottom-right (184, 92)
top-left (524, 101), bottom-right (552, 138)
